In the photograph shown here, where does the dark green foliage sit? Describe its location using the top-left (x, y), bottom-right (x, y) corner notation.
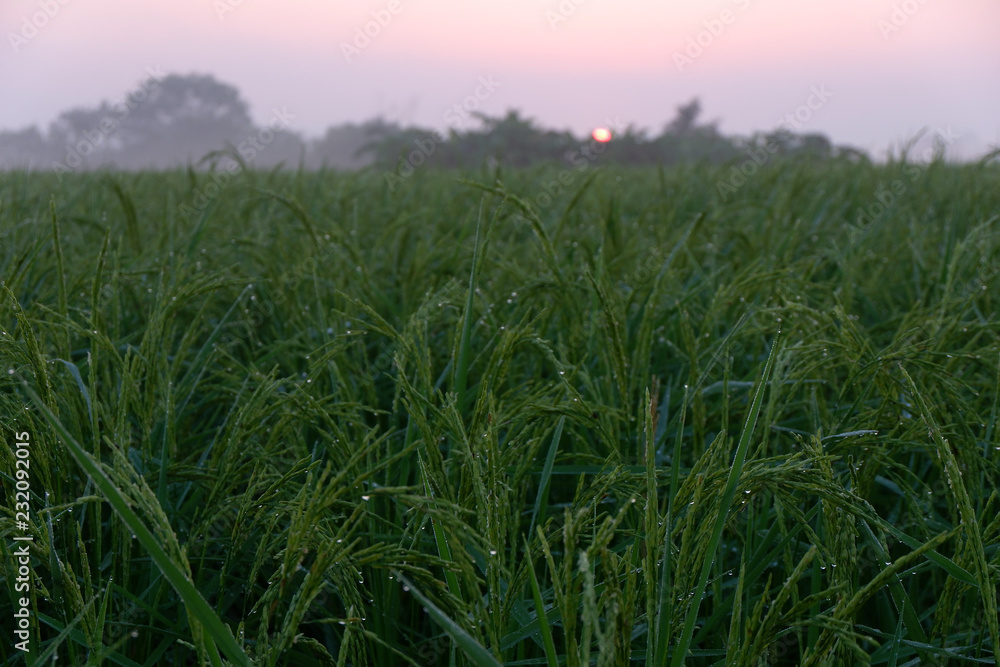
top-left (0, 159), bottom-right (999, 665)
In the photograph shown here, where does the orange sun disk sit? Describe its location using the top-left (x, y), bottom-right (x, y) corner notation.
top-left (592, 127), bottom-right (612, 142)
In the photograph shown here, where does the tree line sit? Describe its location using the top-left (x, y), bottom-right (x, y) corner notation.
top-left (0, 73), bottom-right (859, 173)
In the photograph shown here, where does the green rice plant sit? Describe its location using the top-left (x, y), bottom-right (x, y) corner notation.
top-left (670, 334), bottom-right (778, 665)
top-left (24, 386), bottom-right (250, 667)
top-left (1, 160), bottom-right (999, 664)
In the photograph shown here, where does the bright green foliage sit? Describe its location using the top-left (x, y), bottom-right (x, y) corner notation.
top-left (1, 158), bottom-right (999, 665)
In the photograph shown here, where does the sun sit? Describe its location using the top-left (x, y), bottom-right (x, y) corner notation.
top-left (592, 127), bottom-right (612, 143)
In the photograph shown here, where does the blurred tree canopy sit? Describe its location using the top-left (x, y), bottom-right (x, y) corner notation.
top-left (368, 98), bottom-right (845, 172)
top-left (0, 75), bottom-right (850, 172)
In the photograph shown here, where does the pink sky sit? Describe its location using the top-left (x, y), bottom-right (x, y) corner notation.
top-left (2, 0), bottom-right (998, 159)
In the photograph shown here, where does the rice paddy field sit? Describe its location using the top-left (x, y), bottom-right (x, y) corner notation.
top-left (2, 158), bottom-right (1000, 666)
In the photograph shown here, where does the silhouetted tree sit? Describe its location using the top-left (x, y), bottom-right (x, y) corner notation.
top-left (0, 127), bottom-right (56, 169)
top-left (112, 73), bottom-right (260, 168)
top-left (665, 98), bottom-right (702, 135)
top-left (465, 110), bottom-right (576, 166)
top-left (305, 120), bottom-right (392, 169)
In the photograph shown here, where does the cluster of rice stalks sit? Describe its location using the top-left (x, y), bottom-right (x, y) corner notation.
top-left (1, 160), bottom-right (998, 665)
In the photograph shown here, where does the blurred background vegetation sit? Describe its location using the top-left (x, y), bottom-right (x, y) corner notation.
top-left (0, 73), bottom-right (847, 172)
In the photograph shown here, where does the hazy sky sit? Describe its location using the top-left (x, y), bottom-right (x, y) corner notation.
top-left (2, 0), bottom-right (998, 159)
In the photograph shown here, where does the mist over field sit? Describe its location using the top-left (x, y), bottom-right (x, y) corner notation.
top-left (2, 0), bottom-right (998, 167)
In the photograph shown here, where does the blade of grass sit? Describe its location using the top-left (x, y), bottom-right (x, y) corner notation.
top-left (524, 538), bottom-right (559, 666)
top-left (34, 594), bottom-right (98, 665)
top-left (454, 196), bottom-right (494, 417)
top-left (106, 176), bottom-right (141, 255)
top-left (49, 196), bottom-right (69, 358)
top-left (24, 384), bottom-right (251, 667)
top-left (420, 457), bottom-right (463, 603)
top-left (654, 383), bottom-right (690, 666)
top-left (670, 331), bottom-right (780, 667)
top-left (395, 573), bottom-right (502, 667)
top-left (888, 608), bottom-right (904, 667)
top-left (857, 518), bottom-right (927, 644)
top-left (644, 387), bottom-right (662, 664)
top-left (529, 416), bottom-right (564, 539)
top-left (36, 612), bottom-right (144, 667)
